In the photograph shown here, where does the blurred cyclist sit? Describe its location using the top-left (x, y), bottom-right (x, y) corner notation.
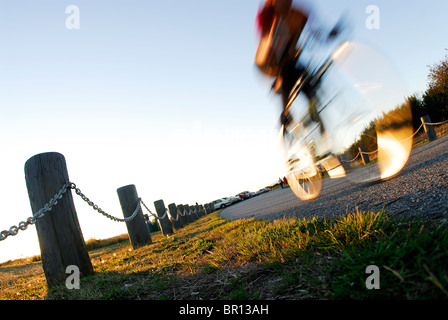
top-left (255, 0), bottom-right (310, 126)
top-left (255, 0), bottom-right (339, 133)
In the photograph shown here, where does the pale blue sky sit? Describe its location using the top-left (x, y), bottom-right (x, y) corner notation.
top-left (1, 0), bottom-right (447, 262)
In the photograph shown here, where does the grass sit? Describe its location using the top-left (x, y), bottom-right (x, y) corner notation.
top-left (1, 210), bottom-right (447, 300)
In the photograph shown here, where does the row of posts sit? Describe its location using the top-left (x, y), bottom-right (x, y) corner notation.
top-left (24, 152), bottom-right (215, 287)
top-left (119, 184), bottom-right (215, 249)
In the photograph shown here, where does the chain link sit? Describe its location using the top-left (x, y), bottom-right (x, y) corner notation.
top-left (400, 123), bottom-right (424, 141)
top-left (69, 183), bottom-right (140, 222)
top-left (140, 199), bottom-right (157, 218)
top-left (140, 199), bottom-right (170, 221)
top-left (0, 181), bottom-right (72, 241)
top-left (425, 119), bottom-right (448, 126)
top-left (340, 152), bottom-right (360, 163)
top-left (0, 181), bottom-right (141, 242)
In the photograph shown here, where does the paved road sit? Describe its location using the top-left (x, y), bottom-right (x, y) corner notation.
top-left (220, 135), bottom-right (448, 221)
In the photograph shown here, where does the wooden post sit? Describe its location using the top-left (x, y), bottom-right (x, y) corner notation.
top-left (24, 152), bottom-right (94, 287)
top-left (195, 205), bottom-right (201, 218)
top-left (154, 199), bottom-right (174, 236)
top-left (168, 203), bottom-right (183, 230)
top-left (184, 204), bottom-right (193, 223)
top-left (190, 205), bottom-right (199, 221)
top-left (117, 185), bottom-right (152, 248)
top-left (358, 145), bottom-right (370, 165)
top-left (177, 204), bottom-right (187, 226)
top-left (338, 155), bottom-right (351, 173)
top-left (421, 115), bottom-right (437, 141)
top-left (199, 205), bottom-right (205, 217)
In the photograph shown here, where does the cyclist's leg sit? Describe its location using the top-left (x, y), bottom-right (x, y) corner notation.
top-left (280, 58), bottom-right (325, 135)
top-left (280, 57), bottom-right (306, 126)
top-left (308, 95), bottom-right (325, 135)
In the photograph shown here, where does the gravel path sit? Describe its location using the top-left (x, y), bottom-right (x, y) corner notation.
top-left (220, 135), bottom-right (448, 221)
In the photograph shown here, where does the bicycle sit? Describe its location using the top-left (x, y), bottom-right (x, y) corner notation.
top-left (277, 19), bottom-right (414, 201)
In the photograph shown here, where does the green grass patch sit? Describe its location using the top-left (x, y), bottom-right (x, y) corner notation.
top-left (1, 210), bottom-right (447, 300)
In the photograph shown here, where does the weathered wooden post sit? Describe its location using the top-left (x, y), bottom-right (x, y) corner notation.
top-left (168, 203), bottom-right (183, 230)
top-left (117, 185), bottom-right (152, 248)
top-left (182, 204), bottom-right (188, 223)
top-left (184, 204), bottom-right (193, 223)
top-left (338, 154), bottom-right (351, 173)
top-left (421, 115), bottom-right (437, 142)
top-left (177, 204), bottom-right (187, 226)
top-left (190, 205), bottom-right (199, 221)
top-left (197, 205), bottom-right (203, 218)
top-left (154, 199), bottom-right (174, 236)
top-left (25, 152), bottom-right (94, 287)
top-left (358, 145), bottom-right (370, 165)
top-left (195, 205), bottom-right (201, 218)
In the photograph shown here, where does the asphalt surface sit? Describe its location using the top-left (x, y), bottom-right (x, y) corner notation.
top-left (220, 135), bottom-right (448, 221)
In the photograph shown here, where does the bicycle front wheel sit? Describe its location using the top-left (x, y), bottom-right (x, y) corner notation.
top-left (281, 126), bottom-right (322, 200)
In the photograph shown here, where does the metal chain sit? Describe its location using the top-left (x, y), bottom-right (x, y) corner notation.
top-left (168, 208), bottom-right (181, 222)
top-left (0, 181), bottom-right (72, 241)
top-left (0, 181), bottom-right (141, 242)
top-left (340, 152), bottom-right (360, 163)
top-left (360, 149), bottom-right (378, 155)
top-left (425, 119), bottom-right (448, 126)
top-left (140, 199), bottom-right (169, 221)
top-left (69, 183), bottom-right (140, 222)
top-left (140, 199), bottom-right (158, 219)
top-left (165, 208), bottom-right (171, 221)
top-left (400, 123), bottom-right (424, 142)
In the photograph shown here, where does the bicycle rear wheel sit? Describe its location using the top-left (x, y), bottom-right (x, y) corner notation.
top-left (330, 42), bottom-right (414, 182)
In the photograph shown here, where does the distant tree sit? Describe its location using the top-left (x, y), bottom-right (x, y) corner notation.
top-left (406, 93), bottom-right (425, 130)
top-left (427, 49), bottom-right (448, 96)
top-left (423, 50), bottom-right (448, 121)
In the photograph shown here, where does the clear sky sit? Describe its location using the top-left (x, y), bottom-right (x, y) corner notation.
top-left (1, 0), bottom-right (447, 263)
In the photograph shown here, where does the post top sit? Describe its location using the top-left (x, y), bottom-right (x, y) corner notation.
top-left (117, 184), bottom-right (136, 192)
